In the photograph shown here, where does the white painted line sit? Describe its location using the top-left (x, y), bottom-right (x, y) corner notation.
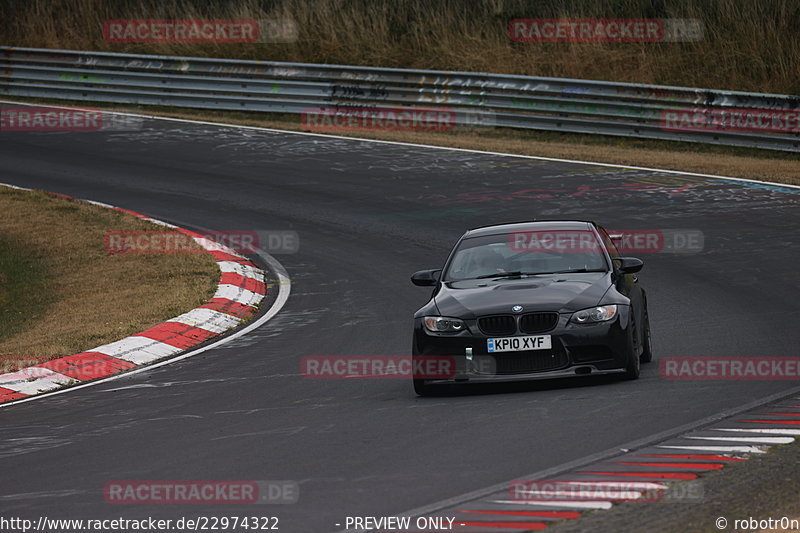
top-left (657, 445), bottom-right (765, 454)
top-left (0, 367), bottom-right (74, 394)
top-left (139, 217), bottom-right (177, 228)
top-left (83, 199), bottom-right (117, 209)
top-left (0, 182), bottom-right (31, 191)
top-left (490, 499), bottom-right (613, 510)
top-left (515, 489), bottom-right (644, 499)
top-left (1, 100), bottom-right (798, 191)
top-left (555, 481), bottom-right (666, 490)
top-left (686, 435), bottom-right (794, 444)
top-left (169, 308), bottom-right (242, 334)
top-left (714, 428), bottom-right (800, 436)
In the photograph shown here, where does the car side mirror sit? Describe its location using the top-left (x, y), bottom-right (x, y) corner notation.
top-left (411, 269), bottom-right (441, 286)
top-left (615, 257), bottom-right (644, 274)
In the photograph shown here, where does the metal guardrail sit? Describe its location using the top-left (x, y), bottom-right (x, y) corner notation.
top-left (1, 46), bottom-right (798, 151)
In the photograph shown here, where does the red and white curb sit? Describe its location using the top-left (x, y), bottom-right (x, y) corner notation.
top-left (391, 395), bottom-right (800, 532)
top-left (0, 184), bottom-right (272, 405)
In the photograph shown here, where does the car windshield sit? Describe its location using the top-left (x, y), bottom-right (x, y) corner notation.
top-left (443, 229), bottom-right (609, 281)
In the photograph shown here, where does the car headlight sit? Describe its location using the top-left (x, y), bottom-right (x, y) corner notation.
top-left (571, 305), bottom-right (618, 324)
top-left (423, 316), bottom-right (466, 333)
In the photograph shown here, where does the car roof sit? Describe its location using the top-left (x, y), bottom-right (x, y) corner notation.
top-left (464, 220), bottom-right (597, 238)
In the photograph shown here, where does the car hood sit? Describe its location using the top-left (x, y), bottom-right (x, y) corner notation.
top-left (434, 273), bottom-right (610, 318)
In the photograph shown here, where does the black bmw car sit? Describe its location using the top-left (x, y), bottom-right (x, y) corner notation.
top-left (411, 220), bottom-right (652, 395)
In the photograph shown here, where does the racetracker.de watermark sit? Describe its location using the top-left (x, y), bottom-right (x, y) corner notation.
top-left (300, 355), bottom-right (495, 379)
top-left (301, 107), bottom-right (458, 132)
top-left (508, 229), bottom-right (703, 254)
top-left (508, 18), bottom-right (704, 42)
top-left (0, 357), bottom-right (133, 382)
top-left (103, 230), bottom-right (299, 255)
top-left (0, 107), bottom-right (143, 132)
top-left (104, 481), bottom-right (298, 504)
top-left (508, 479), bottom-right (704, 503)
top-left (103, 18), bottom-right (297, 43)
top-left (661, 108), bottom-right (800, 134)
top-left (661, 357), bottom-right (800, 380)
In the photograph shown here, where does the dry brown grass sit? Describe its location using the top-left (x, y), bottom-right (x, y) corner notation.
top-left (0, 188), bottom-right (218, 372)
top-left (1, 0), bottom-right (798, 94)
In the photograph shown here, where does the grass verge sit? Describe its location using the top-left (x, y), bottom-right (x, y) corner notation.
top-left (0, 233), bottom-right (50, 351)
top-left (1, 0), bottom-right (798, 94)
top-left (0, 187), bottom-right (219, 372)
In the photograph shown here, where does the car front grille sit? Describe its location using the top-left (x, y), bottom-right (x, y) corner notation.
top-left (493, 351), bottom-right (568, 374)
top-left (477, 315), bottom-right (517, 336)
top-left (519, 312), bottom-right (559, 333)
top-left (478, 312), bottom-right (559, 336)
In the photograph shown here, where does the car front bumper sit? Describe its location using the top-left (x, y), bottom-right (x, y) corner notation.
top-left (412, 307), bottom-right (632, 384)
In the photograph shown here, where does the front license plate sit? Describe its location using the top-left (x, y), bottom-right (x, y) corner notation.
top-left (487, 335), bottom-right (551, 353)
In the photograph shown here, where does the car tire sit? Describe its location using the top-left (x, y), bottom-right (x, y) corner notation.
top-left (623, 310), bottom-right (641, 380)
top-left (639, 304), bottom-right (653, 364)
top-left (412, 354), bottom-right (443, 396)
top-left (413, 378), bottom-right (434, 396)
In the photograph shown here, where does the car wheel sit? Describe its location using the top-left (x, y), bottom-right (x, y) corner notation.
top-left (639, 304), bottom-right (653, 364)
top-left (623, 310), bottom-right (641, 380)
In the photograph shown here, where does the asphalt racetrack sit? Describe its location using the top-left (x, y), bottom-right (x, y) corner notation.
top-left (1, 114), bottom-right (799, 532)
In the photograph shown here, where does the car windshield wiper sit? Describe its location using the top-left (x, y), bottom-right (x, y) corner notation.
top-left (464, 268), bottom-right (606, 281)
top-left (474, 271), bottom-right (538, 279)
top-left (542, 268), bottom-right (607, 274)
